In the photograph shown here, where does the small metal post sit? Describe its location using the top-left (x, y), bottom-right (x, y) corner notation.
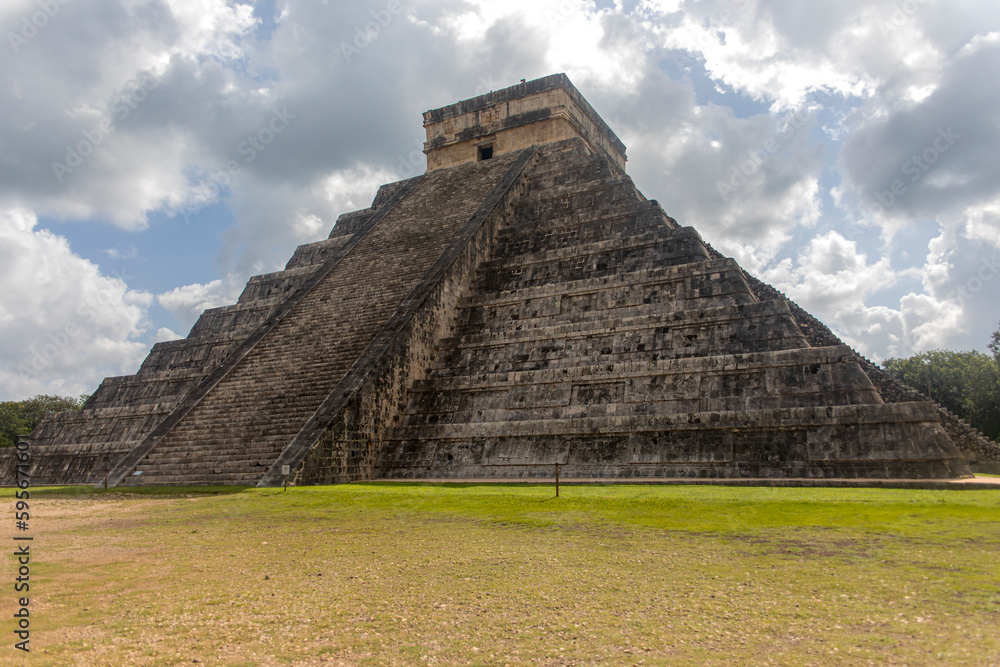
top-left (555, 462), bottom-right (559, 498)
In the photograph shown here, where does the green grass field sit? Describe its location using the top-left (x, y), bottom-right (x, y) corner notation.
top-left (3, 483), bottom-right (999, 666)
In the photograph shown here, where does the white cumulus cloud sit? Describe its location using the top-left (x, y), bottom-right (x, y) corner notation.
top-left (0, 206), bottom-right (152, 399)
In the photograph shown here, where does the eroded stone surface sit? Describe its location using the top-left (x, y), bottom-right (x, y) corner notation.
top-left (374, 141), bottom-right (971, 480)
top-left (6, 74), bottom-right (994, 487)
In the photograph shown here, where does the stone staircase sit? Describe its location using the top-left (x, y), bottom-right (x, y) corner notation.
top-left (129, 151), bottom-right (527, 485)
top-left (376, 142), bottom-right (968, 479)
top-left (0, 224), bottom-right (362, 486)
top-left (9, 142), bottom-right (981, 487)
top-left (10, 70), bottom-right (990, 488)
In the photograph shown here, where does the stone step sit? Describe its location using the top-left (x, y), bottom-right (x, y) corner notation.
top-left (283, 235), bottom-right (353, 270)
top-left (524, 160), bottom-right (610, 189)
top-left (458, 258), bottom-right (746, 313)
top-left (474, 228), bottom-right (710, 293)
top-left (415, 346), bottom-right (858, 393)
top-left (140, 460), bottom-right (278, 472)
top-left (29, 405), bottom-right (174, 444)
top-left (186, 302), bottom-right (281, 340)
top-left (134, 149), bottom-right (531, 487)
top-left (491, 216), bottom-right (670, 265)
top-left (140, 455), bottom-right (282, 469)
top-left (407, 347), bottom-right (880, 421)
top-left (524, 167), bottom-right (610, 193)
top-left (499, 200), bottom-right (656, 246)
top-left (24, 132), bottom-right (975, 487)
top-left (481, 225), bottom-right (690, 273)
top-left (432, 305), bottom-right (808, 377)
top-left (15, 450), bottom-right (134, 486)
top-left (147, 427), bottom-right (304, 443)
top-left (403, 386), bottom-right (881, 427)
top-left (450, 299), bottom-right (793, 349)
top-left (138, 334), bottom-right (256, 375)
top-left (480, 225), bottom-right (704, 275)
top-left (375, 459), bottom-right (959, 480)
top-left (235, 264), bottom-right (322, 302)
top-left (378, 402), bottom-right (961, 480)
top-left (142, 463), bottom-right (273, 474)
top-left (86, 378), bottom-right (201, 410)
top-left (430, 338), bottom-right (809, 378)
top-left (141, 458), bottom-right (281, 470)
top-left (454, 294), bottom-right (756, 340)
top-left (518, 176), bottom-right (637, 206)
top-left (135, 473), bottom-right (257, 487)
top-left (443, 296), bottom-right (803, 353)
top-left (16, 441), bottom-right (139, 455)
top-left (140, 457), bottom-right (279, 469)
top-left (515, 188), bottom-right (650, 231)
top-left (96, 366), bottom-right (208, 387)
top-left (522, 142), bottom-right (599, 176)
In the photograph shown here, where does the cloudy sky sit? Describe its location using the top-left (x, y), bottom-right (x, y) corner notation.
top-left (1, 0), bottom-right (998, 401)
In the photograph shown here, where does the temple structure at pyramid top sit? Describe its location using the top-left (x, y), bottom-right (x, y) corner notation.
top-left (422, 73), bottom-right (627, 171)
top-left (5, 74), bottom-right (998, 487)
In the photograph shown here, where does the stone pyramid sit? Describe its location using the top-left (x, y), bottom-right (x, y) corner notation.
top-left (9, 74), bottom-right (996, 487)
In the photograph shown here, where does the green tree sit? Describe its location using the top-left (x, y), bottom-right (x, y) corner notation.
top-left (989, 321), bottom-right (999, 361)
top-left (0, 394), bottom-right (89, 447)
top-left (884, 344), bottom-right (1000, 443)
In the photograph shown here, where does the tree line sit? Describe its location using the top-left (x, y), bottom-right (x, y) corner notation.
top-left (884, 322), bottom-right (1000, 442)
top-left (0, 395), bottom-right (89, 447)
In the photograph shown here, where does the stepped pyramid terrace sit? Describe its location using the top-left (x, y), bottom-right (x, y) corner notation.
top-left (6, 73), bottom-right (999, 488)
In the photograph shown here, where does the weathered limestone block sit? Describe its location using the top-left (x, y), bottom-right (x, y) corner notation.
top-left (283, 236), bottom-right (354, 270)
top-left (7, 164), bottom-right (393, 486)
top-left (377, 133), bottom-right (971, 481)
top-left (424, 73), bottom-right (626, 171)
top-left (735, 248), bottom-right (1000, 465)
top-left (119, 150), bottom-right (532, 486)
top-left (381, 403), bottom-right (963, 480)
top-left (10, 74), bottom-right (981, 487)
top-left (283, 151), bottom-right (535, 485)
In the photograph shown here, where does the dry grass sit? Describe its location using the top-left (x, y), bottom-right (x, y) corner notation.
top-left (2, 483), bottom-right (999, 666)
